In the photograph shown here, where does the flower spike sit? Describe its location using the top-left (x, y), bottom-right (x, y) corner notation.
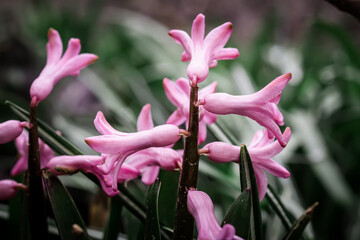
top-left (187, 189), bottom-right (243, 240)
top-left (200, 127), bottom-right (291, 201)
top-left (203, 73), bottom-right (291, 147)
top-left (30, 28), bottom-right (98, 105)
top-left (169, 14), bottom-right (239, 85)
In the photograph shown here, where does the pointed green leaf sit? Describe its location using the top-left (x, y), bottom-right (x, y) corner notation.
top-left (102, 197), bottom-right (123, 240)
top-left (222, 188), bottom-right (251, 238)
top-left (6, 100), bottom-right (84, 156)
top-left (43, 171), bottom-right (91, 240)
top-left (240, 145), bottom-right (263, 240)
top-left (145, 179), bottom-right (161, 240)
top-left (283, 202), bottom-right (318, 240)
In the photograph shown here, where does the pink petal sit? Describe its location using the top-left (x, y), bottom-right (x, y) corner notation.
top-left (202, 142), bottom-right (240, 163)
top-left (59, 38), bottom-right (81, 64)
top-left (166, 109), bottom-right (186, 126)
top-left (168, 30), bottom-right (193, 59)
top-left (198, 120), bottom-right (207, 145)
top-left (46, 28), bottom-right (63, 65)
top-left (94, 111), bottom-right (128, 136)
top-left (199, 81), bottom-right (217, 99)
top-left (255, 158), bottom-right (290, 178)
top-left (56, 53), bottom-right (98, 80)
top-left (137, 104), bottom-right (154, 131)
top-left (187, 190), bottom-right (222, 240)
top-left (141, 166), bottom-right (160, 185)
top-left (175, 77), bottom-right (191, 96)
top-left (253, 166), bottom-right (268, 201)
top-left (212, 48), bottom-right (240, 60)
top-left (204, 22), bottom-right (233, 57)
top-left (252, 73), bottom-right (291, 103)
top-left (191, 14), bottom-right (205, 47)
top-left (0, 120), bottom-right (25, 144)
top-left (163, 78), bottom-right (188, 108)
top-left (0, 179), bottom-right (25, 200)
top-left (249, 127), bottom-right (291, 158)
top-left (203, 111), bottom-right (217, 124)
top-left (217, 224), bottom-right (243, 240)
top-left (181, 51), bottom-right (191, 62)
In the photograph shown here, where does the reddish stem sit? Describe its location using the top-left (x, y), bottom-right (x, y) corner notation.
top-left (173, 85), bottom-right (199, 239)
top-left (28, 98), bottom-right (48, 239)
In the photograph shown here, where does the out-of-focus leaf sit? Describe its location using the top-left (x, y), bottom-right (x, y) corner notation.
top-left (144, 179), bottom-right (161, 240)
top-left (265, 185), bottom-right (295, 231)
top-left (102, 197), bottom-right (123, 240)
top-left (78, 70), bottom-right (136, 131)
top-left (43, 171), bottom-right (91, 240)
top-left (240, 145), bottom-right (263, 240)
top-left (221, 189), bottom-right (251, 238)
top-left (283, 202), bottom-right (319, 240)
top-left (6, 100), bottom-right (84, 156)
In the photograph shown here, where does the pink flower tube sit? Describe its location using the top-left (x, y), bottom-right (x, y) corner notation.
top-left (0, 179), bottom-right (27, 200)
top-left (202, 73), bottom-right (291, 147)
top-left (200, 127), bottom-right (291, 201)
top-left (169, 14), bottom-right (239, 85)
top-left (0, 120), bottom-right (30, 144)
top-left (187, 189), bottom-right (243, 240)
top-left (30, 28), bottom-right (98, 105)
top-left (45, 154), bottom-right (133, 196)
top-left (85, 106), bottom-right (184, 191)
top-left (163, 77), bottom-right (217, 144)
top-left (11, 130), bottom-right (55, 176)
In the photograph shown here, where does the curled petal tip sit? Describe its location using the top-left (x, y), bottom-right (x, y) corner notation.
top-left (88, 54), bottom-right (99, 64)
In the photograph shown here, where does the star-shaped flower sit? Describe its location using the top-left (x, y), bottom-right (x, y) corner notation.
top-left (169, 14), bottom-right (239, 86)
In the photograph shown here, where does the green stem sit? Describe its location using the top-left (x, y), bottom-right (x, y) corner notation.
top-left (28, 99), bottom-right (48, 239)
top-left (173, 85), bottom-right (199, 240)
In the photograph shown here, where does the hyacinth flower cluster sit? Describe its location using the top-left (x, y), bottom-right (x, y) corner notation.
top-left (0, 13), bottom-right (295, 240)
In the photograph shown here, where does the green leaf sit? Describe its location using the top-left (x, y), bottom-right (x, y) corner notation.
top-left (6, 100), bottom-right (84, 156)
top-left (222, 189), bottom-right (251, 238)
top-left (144, 179), bottom-right (161, 240)
top-left (43, 171), bottom-right (91, 240)
top-left (265, 185), bottom-right (295, 231)
top-left (240, 145), bottom-right (263, 240)
top-left (102, 197), bottom-right (123, 240)
top-left (283, 202), bottom-right (319, 240)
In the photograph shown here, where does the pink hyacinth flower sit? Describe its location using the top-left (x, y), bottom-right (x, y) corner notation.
top-left (203, 73), bottom-right (291, 147)
top-left (118, 104), bottom-right (183, 185)
top-left (11, 130), bottom-right (55, 176)
top-left (163, 77), bottom-right (217, 144)
top-left (0, 120), bottom-right (30, 144)
top-left (45, 154), bottom-right (136, 196)
top-left (169, 13), bottom-right (239, 86)
top-left (85, 106), bottom-right (183, 191)
top-left (187, 189), bottom-right (243, 240)
top-left (200, 127), bottom-right (291, 201)
top-left (0, 179), bottom-right (27, 200)
top-left (30, 28), bottom-right (98, 105)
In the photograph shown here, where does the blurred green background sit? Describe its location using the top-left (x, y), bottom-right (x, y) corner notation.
top-left (1, 0), bottom-right (360, 239)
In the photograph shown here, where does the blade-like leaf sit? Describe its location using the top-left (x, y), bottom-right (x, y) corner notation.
top-left (283, 202), bottom-right (319, 240)
top-left (43, 171), bottom-right (91, 240)
top-left (222, 189), bottom-right (251, 238)
top-left (265, 185), bottom-right (295, 231)
top-left (240, 145), bottom-right (263, 240)
top-left (6, 100), bottom-right (84, 156)
top-left (145, 179), bottom-right (161, 240)
top-left (102, 197), bottom-right (123, 240)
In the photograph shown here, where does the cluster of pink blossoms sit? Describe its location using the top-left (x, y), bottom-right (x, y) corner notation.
top-left (0, 13), bottom-right (293, 239)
